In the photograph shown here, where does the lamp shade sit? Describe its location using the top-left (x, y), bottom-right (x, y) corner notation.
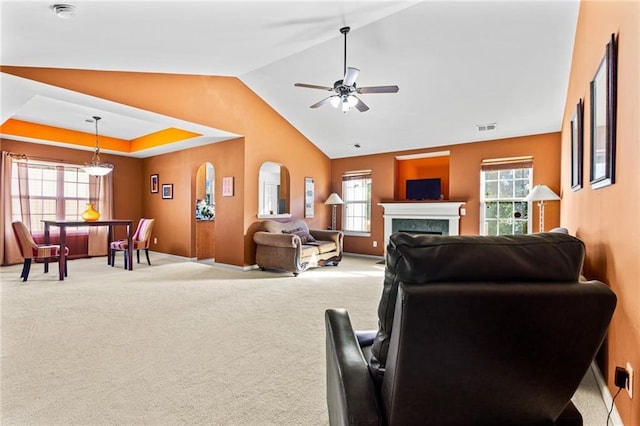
top-left (82, 164), bottom-right (114, 176)
top-left (524, 185), bottom-right (560, 202)
top-left (324, 193), bottom-right (344, 205)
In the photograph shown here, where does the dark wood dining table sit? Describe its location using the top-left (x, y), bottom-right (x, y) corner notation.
top-left (43, 219), bottom-right (133, 280)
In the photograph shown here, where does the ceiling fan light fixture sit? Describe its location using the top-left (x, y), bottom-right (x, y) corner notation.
top-left (294, 26), bottom-right (398, 113)
top-left (82, 116), bottom-right (114, 177)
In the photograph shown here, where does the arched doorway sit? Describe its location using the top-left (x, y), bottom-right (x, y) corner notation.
top-left (195, 162), bottom-right (215, 261)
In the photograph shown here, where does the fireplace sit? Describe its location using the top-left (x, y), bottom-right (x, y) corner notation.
top-left (379, 201), bottom-right (465, 248)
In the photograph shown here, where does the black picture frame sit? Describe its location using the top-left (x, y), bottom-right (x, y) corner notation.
top-left (590, 33), bottom-right (617, 189)
top-left (570, 99), bottom-right (583, 191)
top-left (150, 174), bottom-right (159, 193)
top-left (162, 183), bottom-right (173, 199)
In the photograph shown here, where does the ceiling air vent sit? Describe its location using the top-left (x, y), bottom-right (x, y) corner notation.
top-left (51, 4), bottom-right (76, 19)
top-left (476, 123), bottom-right (497, 132)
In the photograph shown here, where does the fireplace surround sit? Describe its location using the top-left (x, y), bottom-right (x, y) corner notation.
top-left (379, 201), bottom-right (465, 248)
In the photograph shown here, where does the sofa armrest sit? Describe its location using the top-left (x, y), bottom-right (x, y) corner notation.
top-left (253, 231), bottom-right (299, 248)
top-left (325, 309), bottom-right (382, 426)
top-left (311, 229), bottom-right (342, 244)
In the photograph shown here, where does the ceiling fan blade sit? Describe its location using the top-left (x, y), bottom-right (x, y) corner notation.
top-left (295, 83), bottom-right (334, 91)
top-left (357, 85), bottom-right (400, 94)
top-left (354, 96), bottom-right (369, 112)
top-left (310, 96), bottom-right (335, 109)
top-left (343, 67), bottom-right (360, 87)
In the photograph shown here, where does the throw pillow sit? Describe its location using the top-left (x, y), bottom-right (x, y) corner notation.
top-left (282, 227), bottom-right (316, 244)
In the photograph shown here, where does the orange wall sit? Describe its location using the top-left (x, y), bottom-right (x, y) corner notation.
top-left (1, 138), bottom-right (142, 239)
top-left (332, 132), bottom-right (561, 256)
top-left (1, 67), bottom-right (332, 266)
top-left (140, 138), bottom-right (246, 263)
top-left (561, 2), bottom-right (639, 424)
top-left (396, 156), bottom-right (450, 200)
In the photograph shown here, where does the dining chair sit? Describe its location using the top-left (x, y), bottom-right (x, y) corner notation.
top-left (110, 218), bottom-right (155, 268)
top-left (12, 221), bottom-right (69, 281)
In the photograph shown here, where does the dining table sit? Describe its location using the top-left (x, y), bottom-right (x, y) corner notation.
top-left (42, 219), bottom-right (134, 280)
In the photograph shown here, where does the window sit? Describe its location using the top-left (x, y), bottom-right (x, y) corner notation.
top-left (11, 161), bottom-right (90, 233)
top-left (480, 159), bottom-right (532, 236)
top-left (342, 171), bottom-right (372, 234)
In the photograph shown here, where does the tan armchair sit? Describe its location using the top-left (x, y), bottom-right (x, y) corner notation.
top-left (253, 219), bottom-right (343, 276)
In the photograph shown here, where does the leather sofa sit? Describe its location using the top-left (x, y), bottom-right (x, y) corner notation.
top-left (253, 219), bottom-right (343, 276)
top-left (325, 232), bottom-right (617, 425)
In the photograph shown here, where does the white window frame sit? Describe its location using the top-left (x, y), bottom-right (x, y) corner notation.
top-left (11, 160), bottom-right (91, 234)
top-left (341, 171), bottom-right (372, 236)
top-left (479, 160), bottom-right (533, 236)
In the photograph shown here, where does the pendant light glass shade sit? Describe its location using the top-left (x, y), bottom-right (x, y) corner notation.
top-left (82, 116), bottom-right (114, 176)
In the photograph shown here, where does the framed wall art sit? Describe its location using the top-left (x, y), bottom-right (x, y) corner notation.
top-left (150, 174), bottom-right (159, 193)
top-left (222, 176), bottom-right (234, 197)
top-left (570, 99), bottom-right (583, 191)
top-left (162, 183), bottom-right (173, 199)
top-left (304, 177), bottom-right (315, 218)
top-left (590, 33), bottom-right (617, 189)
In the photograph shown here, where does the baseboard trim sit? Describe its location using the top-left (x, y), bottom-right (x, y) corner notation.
top-left (343, 252), bottom-right (385, 261)
top-left (591, 361), bottom-right (624, 426)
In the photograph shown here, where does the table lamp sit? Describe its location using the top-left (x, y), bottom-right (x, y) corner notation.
top-left (324, 193), bottom-right (344, 230)
top-left (524, 184), bottom-right (560, 232)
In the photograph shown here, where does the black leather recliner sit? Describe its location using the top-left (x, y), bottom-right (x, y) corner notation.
top-left (325, 232), bottom-right (616, 425)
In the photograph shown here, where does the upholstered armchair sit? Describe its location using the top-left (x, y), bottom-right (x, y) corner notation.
top-left (253, 219), bottom-right (343, 276)
top-left (110, 218), bottom-right (155, 268)
top-left (325, 232), bottom-right (616, 425)
top-left (12, 221), bottom-right (69, 281)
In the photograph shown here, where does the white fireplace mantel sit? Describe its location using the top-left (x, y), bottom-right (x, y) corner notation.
top-left (378, 201), bottom-right (465, 247)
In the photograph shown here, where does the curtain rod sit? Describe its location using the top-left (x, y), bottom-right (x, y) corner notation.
top-left (8, 152), bottom-right (72, 164)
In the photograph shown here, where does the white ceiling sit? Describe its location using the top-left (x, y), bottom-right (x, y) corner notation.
top-left (0, 0), bottom-right (579, 159)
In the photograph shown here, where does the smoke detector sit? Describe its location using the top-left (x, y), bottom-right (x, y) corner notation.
top-left (51, 4), bottom-right (76, 19)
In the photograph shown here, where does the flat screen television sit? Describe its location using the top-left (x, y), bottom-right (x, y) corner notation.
top-left (406, 178), bottom-right (442, 200)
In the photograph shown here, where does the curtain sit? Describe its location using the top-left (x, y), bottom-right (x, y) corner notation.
top-left (88, 173), bottom-right (114, 256)
top-left (1, 152), bottom-right (30, 265)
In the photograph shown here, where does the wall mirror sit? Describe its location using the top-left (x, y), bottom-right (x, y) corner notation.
top-left (258, 162), bottom-right (291, 218)
top-left (196, 162), bottom-right (215, 220)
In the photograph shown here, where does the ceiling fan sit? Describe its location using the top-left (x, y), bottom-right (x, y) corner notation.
top-left (294, 26), bottom-right (399, 113)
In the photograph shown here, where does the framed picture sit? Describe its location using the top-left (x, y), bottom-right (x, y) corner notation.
top-left (570, 99), bottom-right (583, 191)
top-left (222, 176), bottom-right (234, 197)
top-left (590, 33), bottom-right (617, 189)
top-left (162, 183), bottom-right (173, 199)
top-left (304, 177), bottom-right (315, 218)
top-left (150, 174), bottom-right (159, 193)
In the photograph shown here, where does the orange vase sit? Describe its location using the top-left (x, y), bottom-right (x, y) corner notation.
top-left (81, 203), bottom-right (100, 221)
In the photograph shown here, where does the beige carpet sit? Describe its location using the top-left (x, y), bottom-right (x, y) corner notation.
top-left (1, 254), bottom-right (611, 425)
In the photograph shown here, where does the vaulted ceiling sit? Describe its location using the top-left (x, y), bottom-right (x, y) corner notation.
top-left (0, 1), bottom-right (579, 159)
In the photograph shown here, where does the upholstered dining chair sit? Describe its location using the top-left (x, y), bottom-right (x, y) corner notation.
top-left (110, 218), bottom-right (155, 268)
top-left (12, 221), bottom-right (69, 281)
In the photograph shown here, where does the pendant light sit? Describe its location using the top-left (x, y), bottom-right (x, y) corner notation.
top-left (82, 116), bottom-right (114, 176)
